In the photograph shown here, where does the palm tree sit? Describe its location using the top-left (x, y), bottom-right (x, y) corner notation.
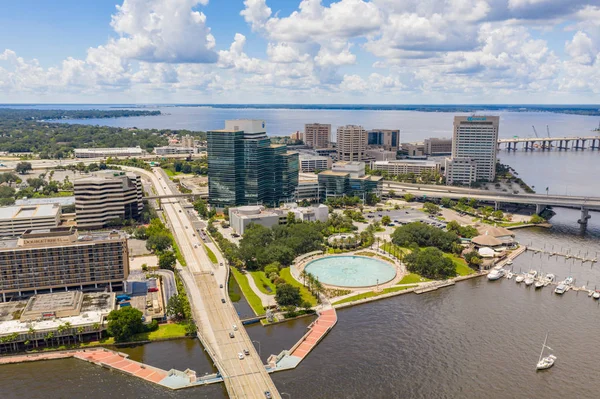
top-left (300, 270), bottom-right (308, 287)
top-left (63, 322), bottom-right (73, 345)
top-left (28, 326), bottom-right (38, 348)
top-left (56, 324), bottom-right (66, 346)
top-left (44, 332), bottom-right (55, 348)
top-left (92, 322), bottom-right (101, 341)
top-left (77, 326), bottom-right (84, 343)
top-left (313, 279), bottom-right (324, 303)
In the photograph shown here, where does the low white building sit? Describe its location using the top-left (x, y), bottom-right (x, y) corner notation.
top-left (154, 146), bottom-right (197, 155)
top-left (0, 204), bottom-right (61, 237)
top-left (371, 159), bottom-right (440, 176)
top-left (332, 161), bottom-right (365, 178)
top-left (229, 204), bottom-right (329, 235)
top-left (74, 146), bottom-right (145, 158)
top-left (299, 155), bottom-right (331, 172)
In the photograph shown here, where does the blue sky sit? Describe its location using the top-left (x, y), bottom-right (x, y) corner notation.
top-left (0, 0), bottom-right (598, 103)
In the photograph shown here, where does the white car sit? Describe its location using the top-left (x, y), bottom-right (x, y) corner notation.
top-left (238, 352), bottom-right (244, 360)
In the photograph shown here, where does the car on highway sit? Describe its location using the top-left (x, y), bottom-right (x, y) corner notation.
top-left (229, 332), bottom-right (234, 338)
top-left (219, 284), bottom-right (223, 288)
top-left (243, 349), bottom-right (250, 356)
top-left (232, 324), bottom-right (238, 331)
top-left (238, 352), bottom-right (244, 360)
top-left (219, 262), bottom-right (223, 266)
top-left (232, 233), bottom-right (240, 237)
top-left (221, 298), bottom-right (226, 303)
top-left (264, 391), bottom-right (272, 398)
top-left (194, 244), bottom-right (198, 248)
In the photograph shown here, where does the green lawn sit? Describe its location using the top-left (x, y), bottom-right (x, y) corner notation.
top-left (445, 254), bottom-right (475, 276)
top-left (332, 285), bottom-right (417, 305)
top-left (163, 168), bottom-right (180, 177)
top-left (231, 268), bottom-right (265, 315)
top-left (381, 242), bottom-right (411, 256)
top-left (397, 273), bottom-right (431, 285)
top-left (130, 323), bottom-right (187, 341)
top-left (249, 271), bottom-right (276, 295)
top-left (228, 275), bottom-right (241, 302)
top-left (203, 243), bottom-right (218, 263)
top-left (279, 267), bottom-right (317, 306)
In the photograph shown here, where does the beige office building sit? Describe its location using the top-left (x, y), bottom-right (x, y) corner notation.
top-left (0, 204), bottom-right (61, 237)
top-left (449, 115), bottom-right (499, 184)
top-left (371, 160), bottom-right (440, 176)
top-left (304, 123), bottom-right (331, 149)
top-left (424, 138), bottom-right (453, 155)
top-left (75, 171), bottom-right (143, 229)
top-left (336, 125), bottom-right (366, 161)
top-left (0, 227), bottom-right (128, 302)
top-left (445, 157), bottom-right (478, 185)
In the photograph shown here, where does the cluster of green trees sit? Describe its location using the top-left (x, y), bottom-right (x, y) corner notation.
top-left (464, 250), bottom-right (483, 268)
top-left (423, 202), bottom-right (441, 214)
top-left (324, 193), bottom-right (380, 208)
top-left (106, 307), bottom-right (158, 343)
top-left (446, 221), bottom-right (479, 239)
top-left (106, 157), bottom-right (152, 171)
top-left (162, 158), bottom-right (208, 175)
top-left (403, 247), bottom-right (457, 279)
top-left (239, 223), bottom-right (325, 270)
top-left (391, 222), bottom-right (461, 253)
top-left (135, 219), bottom-right (178, 270)
top-left (166, 281), bottom-right (197, 336)
top-left (0, 169), bottom-right (75, 206)
top-left (0, 109), bottom-right (207, 158)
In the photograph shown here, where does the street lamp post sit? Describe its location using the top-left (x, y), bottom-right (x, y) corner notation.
top-left (252, 340), bottom-right (261, 357)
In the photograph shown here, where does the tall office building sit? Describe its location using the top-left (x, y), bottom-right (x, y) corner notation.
top-left (207, 120), bottom-right (299, 208)
top-left (304, 123), bottom-right (331, 149)
top-left (75, 171), bottom-right (143, 229)
top-left (447, 116), bottom-right (499, 185)
top-left (367, 129), bottom-right (400, 151)
top-left (336, 125), bottom-right (366, 162)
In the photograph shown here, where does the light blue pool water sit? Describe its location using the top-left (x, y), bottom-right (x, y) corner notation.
top-left (304, 255), bottom-right (396, 288)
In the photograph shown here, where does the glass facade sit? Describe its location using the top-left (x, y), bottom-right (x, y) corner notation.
top-left (208, 129), bottom-right (299, 207)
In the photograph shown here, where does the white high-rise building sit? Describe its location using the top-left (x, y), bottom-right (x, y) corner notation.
top-left (336, 125), bottom-right (366, 161)
top-left (446, 116), bottom-right (499, 185)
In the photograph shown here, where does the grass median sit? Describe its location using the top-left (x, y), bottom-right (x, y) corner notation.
top-left (332, 285), bottom-right (418, 306)
top-left (203, 243), bottom-right (218, 264)
top-left (249, 271), bottom-right (276, 295)
top-left (231, 268), bottom-right (265, 315)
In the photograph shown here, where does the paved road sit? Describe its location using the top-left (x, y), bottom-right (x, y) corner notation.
top-left (384, 181), bottom-right (600, 210)
top-left (155, 270), bottom-right (177, 305)
top-left (126, 166), bottom-right (280, 399)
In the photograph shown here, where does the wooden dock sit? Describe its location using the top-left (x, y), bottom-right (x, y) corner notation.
top-left (526, 247), bottom-right (598, 263)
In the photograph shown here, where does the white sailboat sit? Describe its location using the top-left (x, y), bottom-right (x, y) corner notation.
top-left (536, 333), bottom-right (556, 371)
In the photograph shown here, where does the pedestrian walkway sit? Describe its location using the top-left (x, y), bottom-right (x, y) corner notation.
top-left (244, 270), bottom-right (276, 308)
top-left (291, 309), bottom-right (337, 359)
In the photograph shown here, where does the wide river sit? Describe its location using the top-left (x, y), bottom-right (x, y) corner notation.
top-left (1, 106), bottom-right (599, 398)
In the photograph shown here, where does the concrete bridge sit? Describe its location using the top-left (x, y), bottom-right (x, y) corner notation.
top-left (145, 192), bottom-right (208, 200)
top-left (498, 135), bottom-right (600, 151)
top-left (383, 181), bottom-right (600, 227)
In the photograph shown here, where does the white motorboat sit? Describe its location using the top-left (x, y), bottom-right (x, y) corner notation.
top-left (528, 270), bottom-right (538, 279)
top-left (487, 268), bottom-right (506, 281)
top-left (545, 274), bottom-right (555, 283)
top-left (564, 276), bottom-right (574, 285)
top-left (593, 291), bottom-right (600, 300)
top-left (554, 284), bottom-right (567, 295)
top-left (524, 277), bottom-right (534, 286)
top-left (536, 333), bottom-right (556, 371)
top-left (507, 272), bottom-right (514, 279)
top-left (534, 279), bottom-right (545, 289)
top-left (515, 274), bottom-right (525, 283)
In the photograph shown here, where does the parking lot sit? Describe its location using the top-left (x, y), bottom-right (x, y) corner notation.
top-left (362, 208), bottom-right (447, 229)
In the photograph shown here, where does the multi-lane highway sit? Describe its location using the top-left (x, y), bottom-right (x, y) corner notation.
top-left (126, 166), bottom-right (280, 399)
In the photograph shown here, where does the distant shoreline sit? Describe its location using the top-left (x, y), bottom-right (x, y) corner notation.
top-left (2, 103), bottom-right (599, 116)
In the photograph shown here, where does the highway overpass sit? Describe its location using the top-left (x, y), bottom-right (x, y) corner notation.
top-left (383, 181), bottom-right (600, 226)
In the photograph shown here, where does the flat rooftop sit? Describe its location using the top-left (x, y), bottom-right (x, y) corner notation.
top-left (0, 292), bottom-right (115, 337)
top-left (374, 160), bottom-right (439, 166)
top-left (0, 204), bottom-right (60, 220)
top-left (0, 228), bottom-right (124, 250)
top-left (15, 196), bottom-right (75, 207)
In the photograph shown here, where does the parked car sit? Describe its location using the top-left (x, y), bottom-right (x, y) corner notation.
top-left (148, 287), bottom-right (159, 293)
